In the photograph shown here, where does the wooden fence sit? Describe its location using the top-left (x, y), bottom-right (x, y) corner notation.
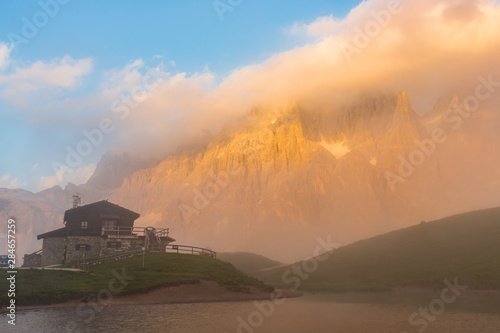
top-left (165, 244), bottom-right (216, 258)
top-left (75, 245), bottom-right (216, 270)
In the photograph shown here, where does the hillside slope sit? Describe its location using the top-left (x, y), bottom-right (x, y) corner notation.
top-left (0, 253), bottom-right (272, 306)
top-left (255, 207), bottom-right (500, 291)
top-left (217, 252), bottom-right (283, 274)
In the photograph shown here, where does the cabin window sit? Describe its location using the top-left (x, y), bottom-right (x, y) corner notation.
top-left (107, 241), bottom-right (122, 249)
top-left (75, 244), bottom-right (90, 251)
top-left (81, 221), bottom-right (88, 229)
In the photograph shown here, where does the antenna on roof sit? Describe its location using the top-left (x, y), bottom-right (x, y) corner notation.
top-left (72, 193), bottom-right (81, 208)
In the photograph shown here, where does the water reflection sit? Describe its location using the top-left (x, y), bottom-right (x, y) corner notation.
top-left (2, 291), bottom-right (499, 333)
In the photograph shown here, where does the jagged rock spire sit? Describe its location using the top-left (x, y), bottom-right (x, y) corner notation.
top-left (385, 90), bottom-right (427, 147)
top-left (393, 90), bottom-right (416, 123)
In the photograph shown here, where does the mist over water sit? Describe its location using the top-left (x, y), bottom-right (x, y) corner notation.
top-left (2, 292), bottom-right (499, 333)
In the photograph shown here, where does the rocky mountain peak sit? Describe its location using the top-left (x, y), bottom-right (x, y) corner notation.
top-left (393, 90), bottom-right (416, 123)
top-left (389, 90), bottom-right (427, 139)
top-left (423, 92), bottom-right (460, 127)
top-left (86, 150), bottom-right (158, 190)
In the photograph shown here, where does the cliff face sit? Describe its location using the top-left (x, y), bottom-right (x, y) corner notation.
top-left (113, 105), bottom-right (343, 258)
top-left (3, 92), bottom-right (500, 263)
top-left (85, 150), bottom-right (159, 190)
top-left (109, 93), bottom-right (500, 262)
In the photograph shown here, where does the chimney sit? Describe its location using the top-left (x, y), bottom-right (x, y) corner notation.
top-left (72, 194), bottom-right (81, 208)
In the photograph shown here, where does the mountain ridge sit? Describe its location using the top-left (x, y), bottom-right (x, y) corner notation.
top-left (2, 91), bottom-right (500, 262)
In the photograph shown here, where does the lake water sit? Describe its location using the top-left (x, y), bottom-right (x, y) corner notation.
top-left (2, 291), bottom-right (499, 333)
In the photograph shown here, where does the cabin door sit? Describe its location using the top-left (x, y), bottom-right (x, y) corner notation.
top-left (102, 219), bottom-right (117, 235)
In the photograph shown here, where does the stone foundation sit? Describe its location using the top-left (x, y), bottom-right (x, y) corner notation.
top-left (65, 236), bottom-right (104, 263)
top-left (41, 237), bottom-right (66, 266)
top-left (22, 252), bottom-right (42, 267)
top-left (40, 235), bottom-right (169, 266)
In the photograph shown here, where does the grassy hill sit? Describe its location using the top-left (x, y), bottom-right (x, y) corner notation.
top-left (0, 253), bottom-right (272, 306)
top-left (255, 206), bottom-right (500, 291)
top-left (217, 252), bottom-right (283, 275)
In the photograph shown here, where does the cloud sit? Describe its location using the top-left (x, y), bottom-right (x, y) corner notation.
top-left (0, 42), bottom-right (12, 71)
top-left (0, 55), bottom-right (93, 109)
top-left (0, 55), bottom-right (92, 89)
top-left (440, 0), bottom-right (486, 23)
top-left (111, 68), bottom-right (218, 155)
top-left (288, 14), bottom-right (343, 36)
top-left (0, 174), bottom-right (27, 189)
top-left (101, 0), bottom-right (500, 158)
top-left (100, 59), bottom-right (145, 93)
top-left (214, 0), bottom-right (500, 111)
top-left (37, 163), bottom-right (96, 191)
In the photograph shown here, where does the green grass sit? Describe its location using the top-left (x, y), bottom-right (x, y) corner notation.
top-left (0, 253), bottom-right (272, 306)
top-left (255, 206), bottom-right (500, 292)
top-left (217, 252), bottom-right (283, 275)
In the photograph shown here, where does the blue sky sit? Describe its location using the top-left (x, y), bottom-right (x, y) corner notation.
top-left (0, 0), bottom-right (361, 192)
top-left (2, 1), bottom-right (359, 74)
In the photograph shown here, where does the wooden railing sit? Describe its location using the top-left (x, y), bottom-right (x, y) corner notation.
top-left (101, 226), bottom-right (170, 238)
top-left (165, 244), bottom-right (216, 258)
top-left (71, 245), bottom-right (216, 270)
top-left (24, 249), bottom-right (43, 257)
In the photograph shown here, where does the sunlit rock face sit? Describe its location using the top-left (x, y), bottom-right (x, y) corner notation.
top-left (110, 92), bottom-right (500, 262)
top-left (2, 92), bottom-right (500, 263)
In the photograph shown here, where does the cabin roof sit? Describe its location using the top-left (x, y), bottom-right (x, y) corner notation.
top-left (37, 201), bottom-right (141, 239)
top-left (37, 227), bottom-right (68, 240)
top-left (63, 200), bottom-right (140, 223)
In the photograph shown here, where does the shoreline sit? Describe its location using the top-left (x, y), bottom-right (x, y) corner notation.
top-left (3, 283), bottom-right (500, 314)
top-left (1, 280), bottom-right (303, 313)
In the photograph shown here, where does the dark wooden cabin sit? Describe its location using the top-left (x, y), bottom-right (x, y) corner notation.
top-left (34, 200), bottom-right (174, 267)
